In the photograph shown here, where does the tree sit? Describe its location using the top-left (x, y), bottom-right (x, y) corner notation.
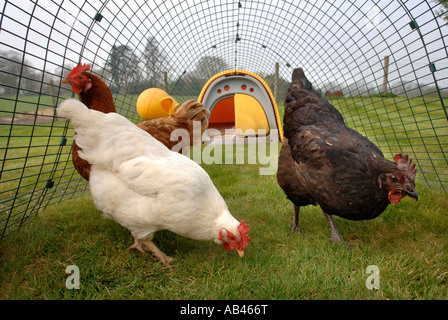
top-left (262, 73), bottom-right (290, 101)
top-left (54, 63), bottom-right (75, 88)
top-left (106, 44), bottom-right (139, 93)
top-left (168, 56), bottom-right (229, 97)
top-left (193, 56), bottom-right (229, 80)
top-left (142, 36), bottom-right (169, 88)
top-left (433, 0), bottom-right (448, 24)
top-left (0, 50), bottom-right (40, 95)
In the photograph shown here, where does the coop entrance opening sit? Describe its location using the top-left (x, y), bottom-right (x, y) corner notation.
top-left (208, 96), bottom-right (236, 137)
top-left (208, 93), bottom-right (271, 138)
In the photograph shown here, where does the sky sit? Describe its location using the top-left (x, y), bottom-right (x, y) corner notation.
top-left (0, 0), bottom-right (447, 91)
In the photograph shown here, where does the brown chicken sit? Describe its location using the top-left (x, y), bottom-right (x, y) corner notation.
top-left (277, 68), bottom-right (418, 244)
top-left (61, 63), bottom-right (209, 180)
top-left (136, 99), bottom-right (209, 150)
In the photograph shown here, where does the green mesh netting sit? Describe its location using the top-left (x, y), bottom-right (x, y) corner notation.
top-left (1, 0), bottom-right (447, 239)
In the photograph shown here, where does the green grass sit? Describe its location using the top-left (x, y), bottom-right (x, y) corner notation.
top-left (0, 143), bottom-right (447, 300)
top-left (0, 94), bottom-right (447, 300)
top-left (0, 95), bottom-right (69, 118)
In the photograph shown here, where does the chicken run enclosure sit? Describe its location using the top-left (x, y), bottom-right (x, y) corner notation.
top-left (0, 0), bottom-right (447, 240)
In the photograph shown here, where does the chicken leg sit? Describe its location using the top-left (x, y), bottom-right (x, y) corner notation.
top-left (129, 238), bottom-right (174, 270)
top-left (289, 205), bottom-right (312, 239)
top-left (290, 205), bottom-right (300, 235)
top-left (323, 212), bottom-right (354, 248)
top-left (323, 212), bottom-right (343, 243)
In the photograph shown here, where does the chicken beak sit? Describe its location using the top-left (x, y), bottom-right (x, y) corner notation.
top-left (406, 190), bottom-right (418, 201)
top-left (397, 186), bottom-right (418, 201)
top-left (61, 78), bottom-right (71, 84)
top-left (237, 250), bottom-right (244, 258)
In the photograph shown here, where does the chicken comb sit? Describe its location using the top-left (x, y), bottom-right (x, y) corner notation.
top-left (238, 220), bottom-right (251, 249)
top-left (394, 153), bottom-right (417, 179)
top-left (67, 63), bottom-right (90, 77)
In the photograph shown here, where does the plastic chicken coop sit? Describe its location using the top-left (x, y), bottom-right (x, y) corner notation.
top-left (0, 0), bottom-right (447, 240)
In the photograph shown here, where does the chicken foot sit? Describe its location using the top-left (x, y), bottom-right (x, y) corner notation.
top-left (323, 212), bottom-right (353, 248)
top-left (129, 238), bottom-right (174, 270)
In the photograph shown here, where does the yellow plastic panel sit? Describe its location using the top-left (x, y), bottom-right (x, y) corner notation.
top-left (234, 94), bottom-right (269, 135)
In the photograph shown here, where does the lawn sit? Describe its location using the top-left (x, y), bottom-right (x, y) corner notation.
top-left (0, 142), bottom-right (447, 300)
top-left (0, 94), bottom-right (447, 301)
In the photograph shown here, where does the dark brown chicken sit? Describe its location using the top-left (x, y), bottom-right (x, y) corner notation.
top-left (277, 68), bottom-right (418, 244)
top-left (62, 63), bottom-right (209, 180)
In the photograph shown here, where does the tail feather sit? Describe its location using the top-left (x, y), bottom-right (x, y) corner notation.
top-left (57, 98), bottom-right (90, 123)
top-left (58, 98), bottom-right (167, 169)
top-left (283, 68), bottom-right (345, 143)
top-left (58, 98), bottom-right (129, 131)
top-left (174, 100), bottom-right (209, 123)
top-left (284, 68), bottom-right (317, 108)
top-left (291, 68), bottom-right (313, 91)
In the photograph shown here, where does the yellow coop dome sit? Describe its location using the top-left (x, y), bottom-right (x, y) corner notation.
top-left (136, 88), bottom-right (179, 120)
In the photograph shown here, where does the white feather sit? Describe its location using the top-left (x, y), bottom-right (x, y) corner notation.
top-left (57, 98), bottom-right (240, 243)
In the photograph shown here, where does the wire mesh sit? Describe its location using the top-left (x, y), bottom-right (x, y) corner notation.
top-left (0, 0), bottom-right (447, 240)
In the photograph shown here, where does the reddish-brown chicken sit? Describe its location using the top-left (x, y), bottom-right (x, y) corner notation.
top-left (61, 63), bottom-right (209, 180)
top-left (277, 68), bottom-right (418, 245)
top-left (135, 99), bottom-right (209, 150)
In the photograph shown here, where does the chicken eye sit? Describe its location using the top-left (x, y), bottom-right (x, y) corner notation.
top-left (389, 174), bottom-right (399, 183)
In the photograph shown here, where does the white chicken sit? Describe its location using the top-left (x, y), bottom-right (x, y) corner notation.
top-left (57, 99), bottom-right (250, 270)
